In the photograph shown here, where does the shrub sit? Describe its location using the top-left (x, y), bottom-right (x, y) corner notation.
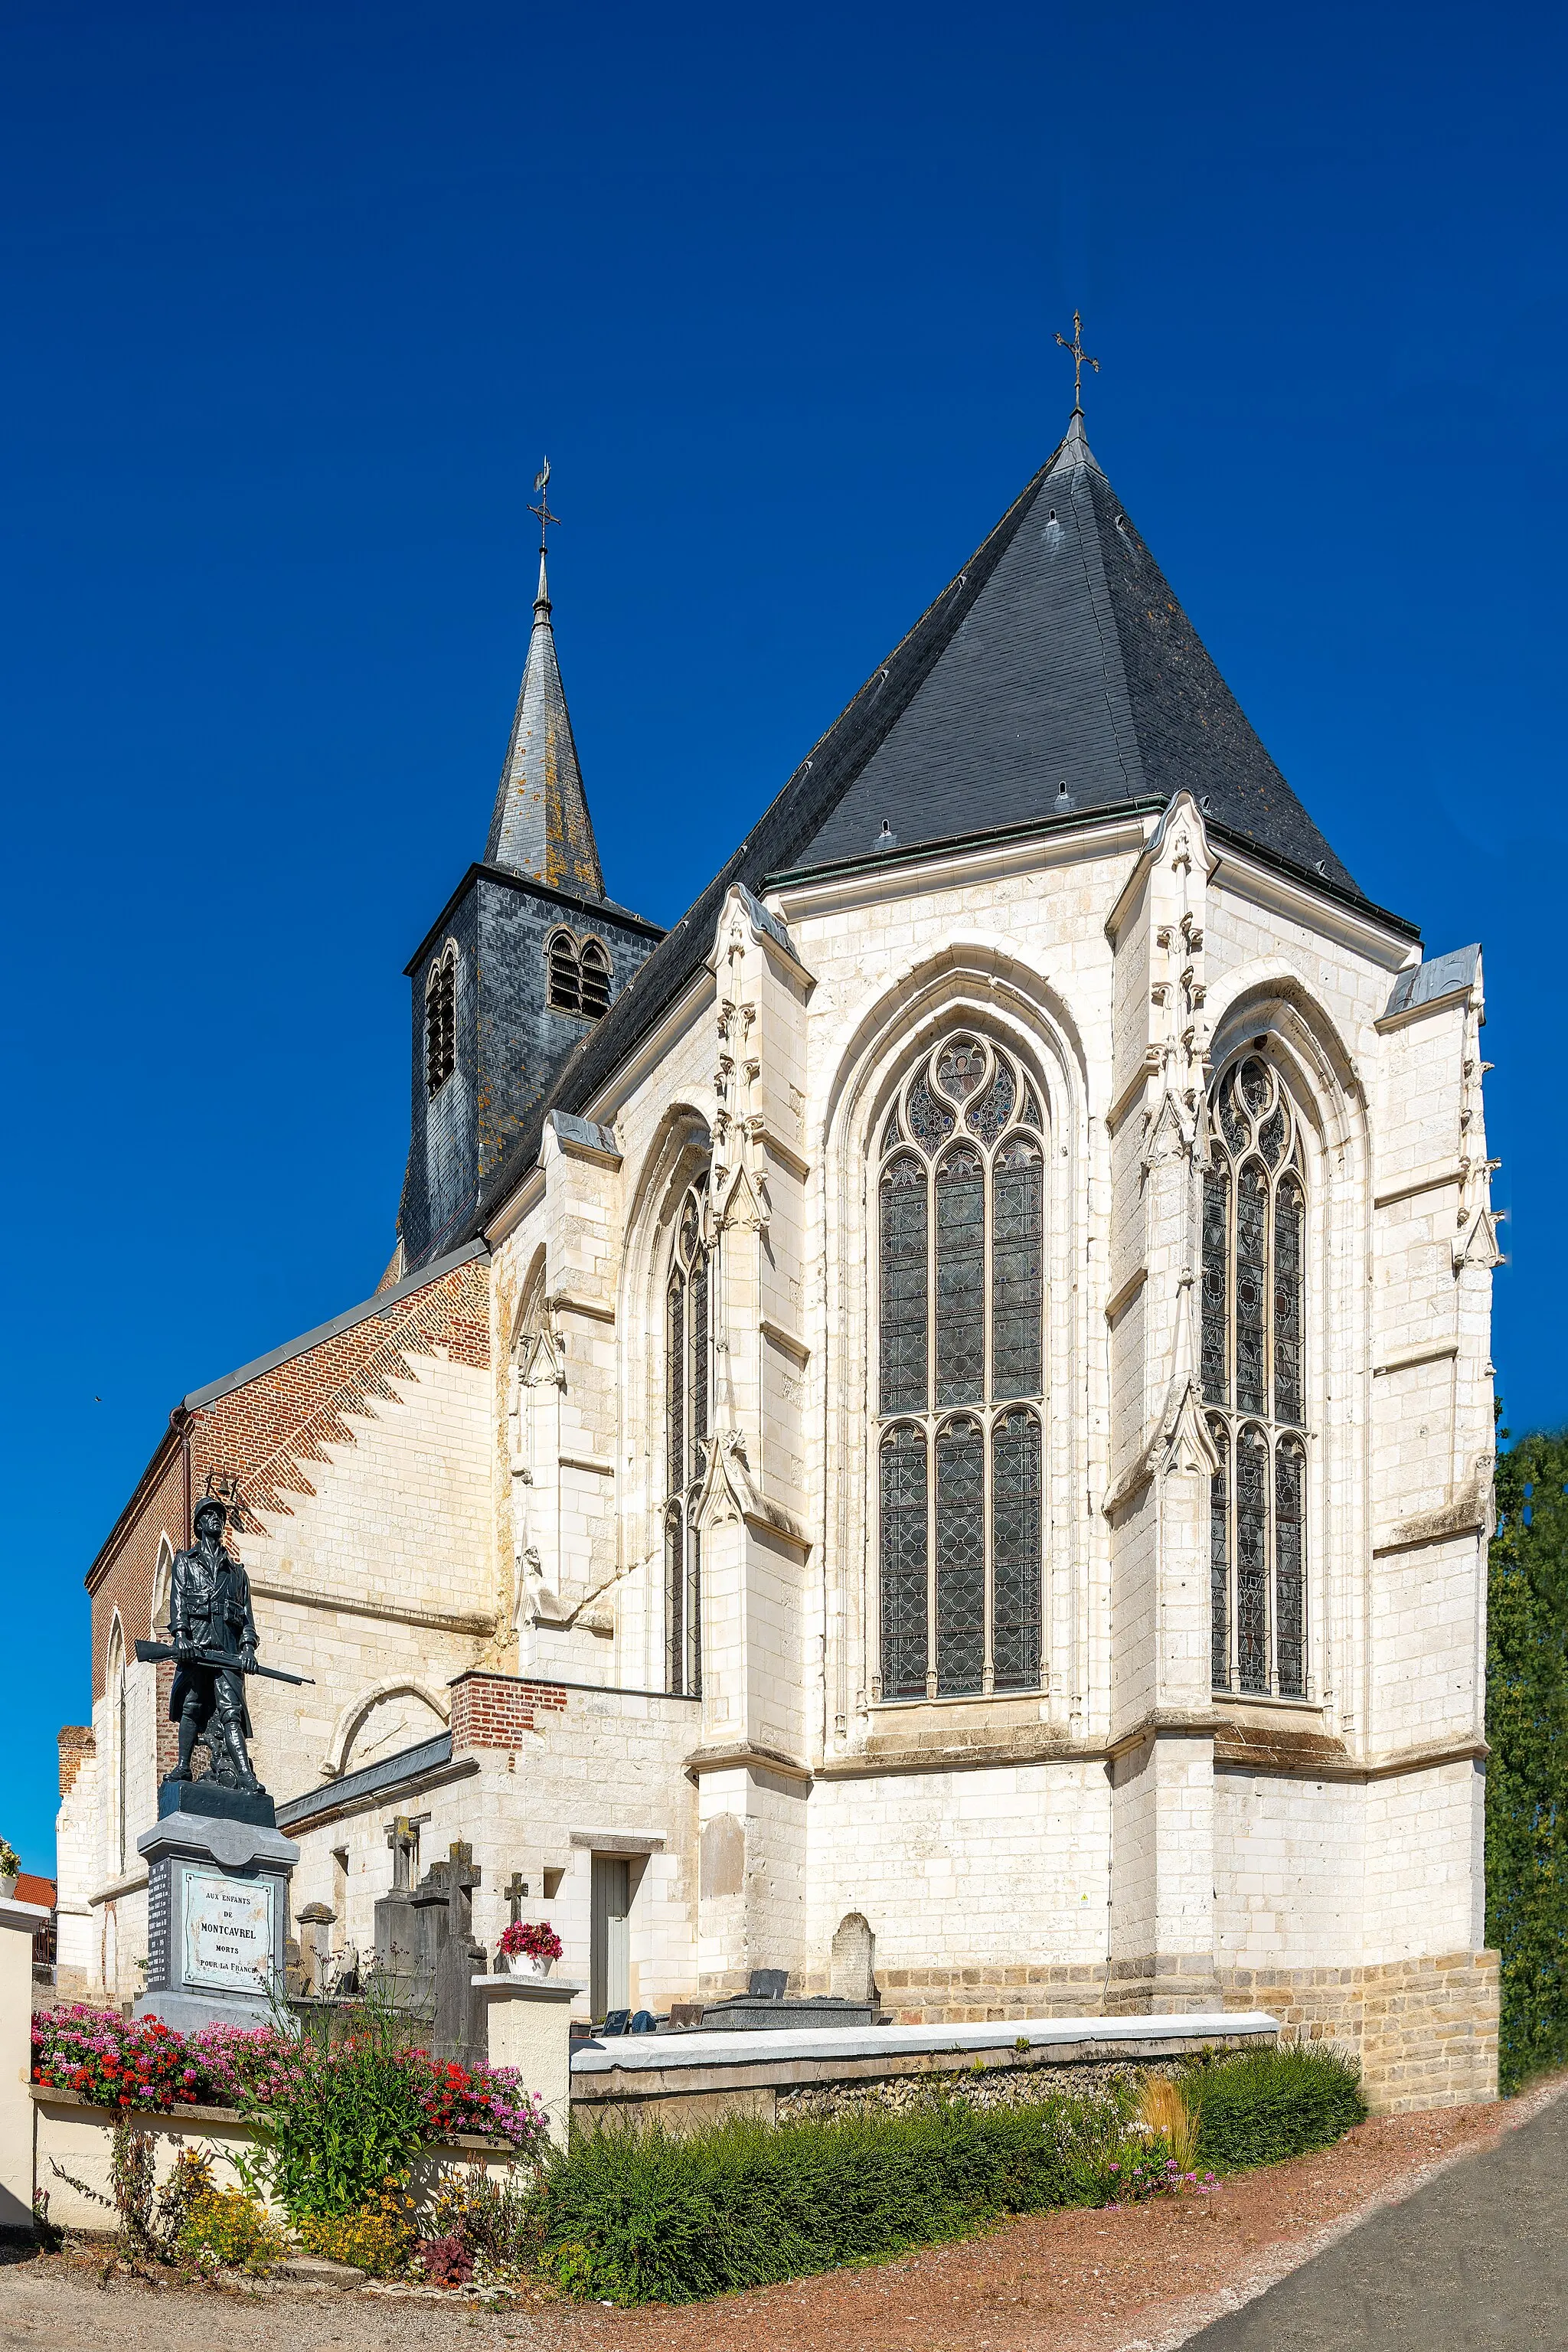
top-left (418, 2230), bottom-right (475, 2287)
top-left (32, 2001), bottom-right (547, 2213)
top-left (1487, 1430), bottom-right (1568, 2092)
top-left (1182, 2045), bottom-right (1365, 2168)
top-left (423, 2164), bottom-right (539, 2273)
top-left (299, 2180), bottom-right (416, 2275)
top-left (537, 2093), bottom-right (1131, 2304)
top-left (179, 2186), bottom-right (287, 2275)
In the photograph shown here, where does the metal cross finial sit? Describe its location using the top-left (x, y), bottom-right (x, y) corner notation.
top-left (504, 1869), bottom-right (529, 1925)
top-left (528, 456), bottom-right (560, 552)
top-left (1054, 309), bottom-right (1100, 411)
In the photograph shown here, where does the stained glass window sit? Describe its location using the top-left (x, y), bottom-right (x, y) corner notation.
top-left (873, 1034), bottom-right (1047, 1697)
top-left (880, 1425), bottom-right (929, 1699)
top-left (936, 1417), bottom-right (985, 1695)
top-left (991, 1410), bottom-right (1041, 1691)
top-left (880, 1155), bottom-right (929, 1414)
top-left (1275, 1439), bottom-right (1305, 1697)
top-left (1236, 1425), bottom-right (1269, 1691)
top-left (935, 1146), bottom-right (985, 1406)
top-left (1204, 1054), bottom-right (1311, 1697)
top-left (1209, 1420), bottom-right (1230, 1690)
top-left (664, 1176), bottom-right (709, 1697)
top-left (992, 1137), bottom-right (1044, 1401)
top-left (1200, 1165), bottom-right (1230, 1406)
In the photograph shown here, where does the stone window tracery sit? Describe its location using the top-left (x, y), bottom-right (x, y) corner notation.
top-left (664, 1176), bottom-right (710, 1697)
top-left (1201, 1053), bottom-right (1308, 1697)
top-left (874, 1034), bottom-right (1046, 1700)
top-left (424, 943), bottom-right (457, 1096)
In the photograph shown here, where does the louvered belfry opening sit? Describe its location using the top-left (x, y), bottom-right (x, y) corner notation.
top-left (424, 946), bottom-right (457, 1096)
top-left (547, 929), bottom-right (581, 1013)
top-left (580, 938), bottom-right (612, 1019)
top-left (874, 1034), bottom-right (1046, 1702)
top-left (664, 1176), bottom-right (709, 1697)
top-left (1201, 1053), bottom-right (1308, 1697)
top-left (546, 929), bottom-right (612, 1020)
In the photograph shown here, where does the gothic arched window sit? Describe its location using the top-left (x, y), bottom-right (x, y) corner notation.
top-left (664, 1177), bottom-right (710, 1697)
top-left (580, 938), bottom-right (612, 1019)
top-left (547, 931), bottom-right (614, 1021)
top-left (547, 929), bottom-right (581, 1013)
top-left (874, 1034), bottom-right (1046, 1700)
top-left (1202, 1053), bottom-right (1308, 1696)
top-left (424, 944), bottom-right (457, 1096)
top-left (106, 1616), bottom-right (128, 1873)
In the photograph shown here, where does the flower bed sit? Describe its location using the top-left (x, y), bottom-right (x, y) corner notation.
top-left (31, 2004), bottom-right (546, 2151)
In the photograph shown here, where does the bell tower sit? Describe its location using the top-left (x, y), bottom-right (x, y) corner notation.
top-left (397, 491), bottom-right (662, 1270)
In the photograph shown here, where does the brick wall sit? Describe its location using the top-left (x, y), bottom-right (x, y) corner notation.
top-left (449, 1671), bottom-right (568, 1752)
top-left (85, 1255), bottom-right (490, 1701)
top-left (57, 1726), bottom-right (94, 1798)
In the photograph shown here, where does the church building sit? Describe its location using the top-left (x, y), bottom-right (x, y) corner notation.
top-left (57, 400), bottom-right (1500, 2109)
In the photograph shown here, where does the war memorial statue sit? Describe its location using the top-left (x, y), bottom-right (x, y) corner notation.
top-left (132, 1491), bottom-right (311, 2030)
top-left (136, 1491), bottom-right (311, 1808)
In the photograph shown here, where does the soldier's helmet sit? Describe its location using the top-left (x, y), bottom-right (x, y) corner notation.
top-left (192, 1494), bottom-right (227, 1528)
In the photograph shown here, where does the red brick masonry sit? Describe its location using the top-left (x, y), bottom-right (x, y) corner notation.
top-left (449, 1671), bottom-right (568, 1752)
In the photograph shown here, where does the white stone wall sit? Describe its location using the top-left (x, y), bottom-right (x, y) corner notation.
top-left (73, 799), bottom-right (1494, 2049)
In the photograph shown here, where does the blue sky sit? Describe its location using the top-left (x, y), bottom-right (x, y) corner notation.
top-left (3, 0), bottom-right (1564, 1873)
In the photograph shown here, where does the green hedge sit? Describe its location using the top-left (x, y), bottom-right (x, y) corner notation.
top-left (1486, 1431), bottom-right (1568, 2093)
top-left (537, 2045), bottom-right (1368, 2305)
top-left (537, 2096), bottom-right (1126, 2303)
top-left (1183, 2047), bottom-right (1365, 2168)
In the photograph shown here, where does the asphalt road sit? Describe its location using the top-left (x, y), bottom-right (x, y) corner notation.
top-left (1179, 2090), bottom-right (1568, 2350)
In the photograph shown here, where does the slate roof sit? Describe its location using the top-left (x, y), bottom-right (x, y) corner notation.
top-left (464, 413), bottom-right (1406, 1238)
top-left (1383, 944), bottom-right (1481, 1020)
top-left (485, 547), bottom-right (606, 897)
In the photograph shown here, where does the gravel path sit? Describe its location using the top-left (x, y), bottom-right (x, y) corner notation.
top-left (2, 2076), bottom-right (1562, 2352)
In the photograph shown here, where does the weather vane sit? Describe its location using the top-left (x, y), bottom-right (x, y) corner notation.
top-left (528, 456), bottom-right (560, 552)
top-left (1054, 309), bottom-right (1099, 411)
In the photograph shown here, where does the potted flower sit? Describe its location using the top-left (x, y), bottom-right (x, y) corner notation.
top-left (498, 1919), bottom-right (563, 1980)
top-left (0, 1838), bottom-right (18, 1899)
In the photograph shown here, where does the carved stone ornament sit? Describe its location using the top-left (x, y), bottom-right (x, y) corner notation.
top-left (692, 1426), bottom-right (810, 1552)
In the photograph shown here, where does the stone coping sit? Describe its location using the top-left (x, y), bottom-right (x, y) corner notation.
top-left (570, 2008), bottom-right (1277, 2078)
top-left (28, 2082), bottom-right (516, 2151)
top-left (0, 1896), bottom-right (52, 1928)
top-left (473, 1973), bottom-right (586, 2003)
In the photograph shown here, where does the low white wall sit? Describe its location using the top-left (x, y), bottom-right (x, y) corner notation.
top-left (32, 2092), bottom-right (520, 2236)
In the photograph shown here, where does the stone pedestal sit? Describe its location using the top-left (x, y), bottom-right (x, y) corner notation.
top-left (475, 1974), bottom-right (583, 2145)
top-left (134, 1809), bottom-right (299, 2035)
top-left (0, 1894), bottom-right (51, 2234)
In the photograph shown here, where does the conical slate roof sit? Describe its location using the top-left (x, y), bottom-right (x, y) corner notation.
top-left (468, 415), bottom-right (1399, 1235)
top-left (799, 410), bottom-right (1355, 885)
top-left (485, 549), bottom-right (605, 897)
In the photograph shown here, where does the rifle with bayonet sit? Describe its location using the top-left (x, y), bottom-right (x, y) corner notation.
top-left (135, 1640), bottom-right (315, 1687)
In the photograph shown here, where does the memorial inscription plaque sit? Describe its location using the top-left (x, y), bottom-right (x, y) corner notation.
top-left (181, 1867), bottom-right (276, 1994)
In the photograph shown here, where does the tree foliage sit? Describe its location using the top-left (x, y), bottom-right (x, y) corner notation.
top-left (1487, 1430), bottom-right (1568, 2091)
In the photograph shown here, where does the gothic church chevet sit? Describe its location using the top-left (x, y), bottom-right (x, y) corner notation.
top-left (59, 405), bottom-right (1500, 2112)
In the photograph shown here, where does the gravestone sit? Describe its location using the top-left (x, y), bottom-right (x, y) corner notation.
top-left (410, 1843), bottom-right (486, 2066)
top-left (373, 1815), bottom-right (431, 2015)
top-left (831, 1913), bottom-right (877, 2003)
top-left (296, 1901), bottom-right (335, 1995)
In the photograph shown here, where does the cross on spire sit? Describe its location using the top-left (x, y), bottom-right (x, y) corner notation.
top-left (528, 456), bottom-right (560, 554)
top-left (1054, 309), bottom-right (1099, 412)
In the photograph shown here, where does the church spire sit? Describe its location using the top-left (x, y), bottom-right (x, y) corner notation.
top-left (484, 462), bottom-right (606, 899)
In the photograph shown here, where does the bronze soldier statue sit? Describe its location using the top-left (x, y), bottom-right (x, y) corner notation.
top-left (167, 1493), bottom-right (264, 1793)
